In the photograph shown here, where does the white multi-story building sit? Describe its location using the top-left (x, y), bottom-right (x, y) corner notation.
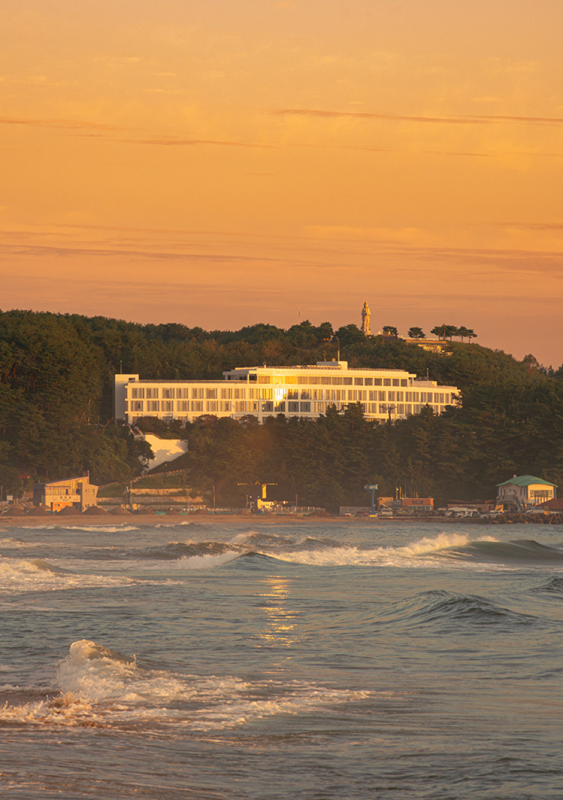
top-left (114, 361), bottom-right (459, 425)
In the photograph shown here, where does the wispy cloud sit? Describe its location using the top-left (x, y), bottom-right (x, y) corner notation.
top-left (0, 116), bottom-right (121, 131)
top-left (0, 115), bottom-right (273, 148)
top-left (497, 222), bottom-right (563, 230)
top-left (0, 241), bottom-right (287, 263)
top-left (274, 108), bottom-right (563, 126)
top-left (122, 136), bottom-right (273, 148)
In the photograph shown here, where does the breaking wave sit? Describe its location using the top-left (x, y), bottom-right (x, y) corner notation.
top-left (0, 558), bottom-right (134, 595)
top-left (435, 539), bottom-right (563, 564)
top-left (0, 639), bottom-right (372, 732)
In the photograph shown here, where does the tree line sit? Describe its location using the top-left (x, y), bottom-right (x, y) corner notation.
top-left (380, 325), bottom-right (477, 341)
top-left (0, 309), bottom-right (560, 506)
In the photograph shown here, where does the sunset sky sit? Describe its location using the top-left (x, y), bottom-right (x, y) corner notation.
top-left (2, 1), bottom-right (563, 365)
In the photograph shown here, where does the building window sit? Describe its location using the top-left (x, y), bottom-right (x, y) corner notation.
top-left (343, 377), bottom-right (353, 385)
top-left (393, 379), bottom-right (400, 387)
top-left (262, 401), bottom-right (273, 412)
top-left (354, 377), bottom-right (363, 386)
top-left (379, 391), bottom-right (386, 401)
top-left (178, 401), bottom-right (189, 412)
top-left (384, 378), bottom-right (391, 386)
top-left (131, 388), bottom-right (145, 399)
top-left (348, 390), bottom-right (357, 402)
top-left (300, 402), bottom-right (311, 413)
top-left (191, 400), bottom-right (203, 412)
top-left (332, 377), bottom-right (343, 385)
top-left (364, 378), bottom-right (373, 386)
top-left (388, 391), bottom-right (395, 402)
top-left (531, 490), bottom-right (551, 502)
top-left (258, 375), bottom-right (271, 384)
top-left (396, 392), bottom-right (404, 402)
top-left (148, 401), bottom-right (159, 412)
top-left (275, 402), bottom-right (286, 412)
top-left (132, 401), bottom-right (144, 412)
top-left (206, 389), bottom-right (217, 400)
top-left (288, 402), bottom-right (299, 412)
top-left (234, 388), bottom-right (245, 400)
top-left (163, 401), bottom-right (174, 412)
top-left (401, 379), bottom-right (408, 387)
top-left (321, 376), bottom-right (332, 385)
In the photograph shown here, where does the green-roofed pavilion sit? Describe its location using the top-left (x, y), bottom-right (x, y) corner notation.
top-left (496, 475), bottom-right (557, 511)
top-left (496, 475), bottom-right (556, 488)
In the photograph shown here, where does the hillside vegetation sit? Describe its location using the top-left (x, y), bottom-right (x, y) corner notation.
top-left (0, 309), bottom-right (561, 507)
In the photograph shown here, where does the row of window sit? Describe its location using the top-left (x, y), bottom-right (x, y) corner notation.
top-left (230, 375), bottom-right (411, 387)
top-left (127, 375), bottom-right (419, 400)
top-left (126, 399), bottom-right (448, 416)
top-left (129, 387), bottom-right (248, 400)
top-left (127, 390), bottom-right (450, 412)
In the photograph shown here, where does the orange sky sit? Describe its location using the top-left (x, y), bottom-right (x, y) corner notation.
top-left (2, 1), bottom-right (563, 365)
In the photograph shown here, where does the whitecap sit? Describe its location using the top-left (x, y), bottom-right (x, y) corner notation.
top-left (0, 640), bottom-right (374, 732)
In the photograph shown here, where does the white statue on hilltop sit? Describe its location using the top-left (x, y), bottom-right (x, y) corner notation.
top-left (361, 301), bottom-right (371, 336)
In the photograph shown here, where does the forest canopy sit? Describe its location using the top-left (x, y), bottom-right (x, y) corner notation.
top-left (0, 309), bottom-right (561, 507)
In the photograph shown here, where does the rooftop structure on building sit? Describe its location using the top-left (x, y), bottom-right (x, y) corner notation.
top-left (114, 361), bottom-right (459, 426)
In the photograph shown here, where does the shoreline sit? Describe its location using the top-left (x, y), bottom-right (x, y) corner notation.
top-left (1, 513), bottom-right (561, 528)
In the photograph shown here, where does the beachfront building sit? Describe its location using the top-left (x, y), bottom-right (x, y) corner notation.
top-left (114, 361), bottom-right (459, 426)
top-left (33, 475), bottom-right (99, 513)
top-left (496, 475), bottom-right (557, 511)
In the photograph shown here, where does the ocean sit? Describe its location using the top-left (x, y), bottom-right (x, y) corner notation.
top-left (1, 518), bottom-right (563, 799)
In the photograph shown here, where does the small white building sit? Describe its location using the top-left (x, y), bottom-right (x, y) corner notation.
top-left (496, 475), bottom-right (556, 510)
top-left (114, 361), bottom-right (459, 426)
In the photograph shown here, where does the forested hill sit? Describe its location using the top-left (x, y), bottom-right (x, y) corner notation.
top-left (0, 309), bottom-right (561, 507)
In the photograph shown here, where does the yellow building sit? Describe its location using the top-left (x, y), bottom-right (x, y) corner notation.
top-left (33, 475), bottom-right (98, 512)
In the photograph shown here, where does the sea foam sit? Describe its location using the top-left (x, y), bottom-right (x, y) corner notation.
top-left (0, 639), bottom-right (373, 732)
